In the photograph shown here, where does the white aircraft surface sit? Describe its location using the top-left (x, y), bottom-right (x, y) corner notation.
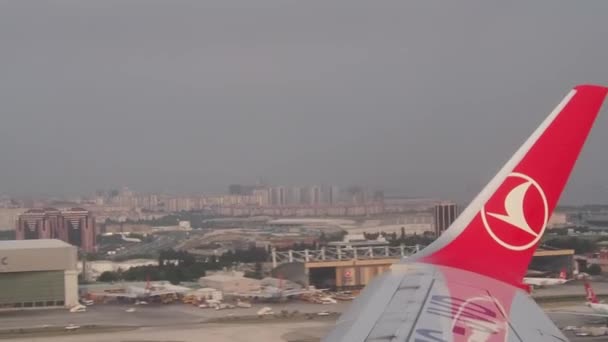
top-left (523, 269), bottom-right (569, 287)
top-left (68, 304), bottom-right (86, 313)
top-left (81, 299), bottom-right (94, 306)
top-left (323, 85), bottom-right (608, 341)
top-left (96, 282), bottom-right (188, 300)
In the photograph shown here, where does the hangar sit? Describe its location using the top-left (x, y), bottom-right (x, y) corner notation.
top-left (0, 239), bottom-right (78, 310)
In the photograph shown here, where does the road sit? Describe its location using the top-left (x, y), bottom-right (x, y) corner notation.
top-left (3, 321), bottom-right (334, 342)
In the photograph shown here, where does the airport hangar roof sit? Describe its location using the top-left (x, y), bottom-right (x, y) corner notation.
top-left (0, 239), bottom-right (77, 273)
top-left (0, 239), bottom-right (73, 250)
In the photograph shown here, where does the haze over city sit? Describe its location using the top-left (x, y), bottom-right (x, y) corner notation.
top-left (5, 1), bottom-right (608, 342)
top-left (1, 1), bottom-right (608, 204)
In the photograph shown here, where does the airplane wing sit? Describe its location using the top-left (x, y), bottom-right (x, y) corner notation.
top-left (325, 263), bottom-right (567, 341)
top-left (323, 85), bottom-right (608, 342)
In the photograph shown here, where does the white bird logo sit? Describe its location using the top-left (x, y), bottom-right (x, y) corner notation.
top-left (486, 181), bottom-right (539, 238)
top-left (481, 172), bottom-right (548, 251)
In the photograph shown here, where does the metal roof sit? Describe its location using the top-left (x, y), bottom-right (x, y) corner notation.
top-left (200, 274), bottom-right (260, 283)
top-left (0, 239), bottom-right (73, 250)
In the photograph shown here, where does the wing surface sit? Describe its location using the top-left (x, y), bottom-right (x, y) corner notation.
top-left (324, 262), bottom-right (567, 342)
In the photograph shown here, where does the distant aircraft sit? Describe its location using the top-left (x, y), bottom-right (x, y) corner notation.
top-left (100, 285), bottom-right (183, 300)
top-left (523, 268), bottom-right (569, 287)
top-left (97, 277), bottom-right (188, 300)
top-left (584, 281), bottom-right (608, 314)
top-left (81, 299), bottom-right (94, 306)
top-left (235, 286), bottom-right (323, 301)
top-left (69, 304), bottom-right (86, 313)
top-left (550, 281), bottom-right (608, 319)
top-left (323, 85), bottom-right (608, 341)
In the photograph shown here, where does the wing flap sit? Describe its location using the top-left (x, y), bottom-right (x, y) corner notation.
top-left (325, 268), bottom-right (407, 342)
top-left (507, 291), bottom-right (569, 341)
top-left (367, 265), bottom-right (434, 341)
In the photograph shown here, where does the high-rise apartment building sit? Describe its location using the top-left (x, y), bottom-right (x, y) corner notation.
top-left (270, 187), bottom-right (287, 206)
top-left (15, 208), bottom-right (97, 253)
top-left (310, 186), bottom-right (322, 205)
top-left (322, 185), bottom-right (340, 205)
top-left (289, 187), bottom-right (303, 205)
top-left (277, 187), bottom-right (286, 206)
top-left (433, 202), bottom-right (458, 236)
top-left (253, 188), bottom-right (271, 207)
top-left (349, 187), bottom-right (366, 205)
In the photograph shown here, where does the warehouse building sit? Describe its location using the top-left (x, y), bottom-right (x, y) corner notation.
top-left (0, 239), bottom-right (78, 310)
top-left (199, 273), bottom-right (261, 294)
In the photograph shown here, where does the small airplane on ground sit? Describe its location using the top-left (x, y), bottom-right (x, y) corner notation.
top-left (68, 304), bottom-right (86, 313)
top-left (523, 268), bottom-right (569, 287)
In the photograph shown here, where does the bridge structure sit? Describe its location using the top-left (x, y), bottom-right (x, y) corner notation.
top-left (270, 245), bottom-right (424, 291)
top-left (270, 244), bottom-right (422, 268)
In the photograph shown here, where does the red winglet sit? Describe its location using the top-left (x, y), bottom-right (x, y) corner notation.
top-left (412, 85), bottom-right (608, 286)
top-left (585, 281), bottom-right (599, 304)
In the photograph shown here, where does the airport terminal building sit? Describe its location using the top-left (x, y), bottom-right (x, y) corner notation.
top-left (0, 239), bottom-right (78, 309)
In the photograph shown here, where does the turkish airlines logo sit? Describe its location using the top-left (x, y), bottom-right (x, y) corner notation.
top-left (481, 172), bottom-right (548, 251)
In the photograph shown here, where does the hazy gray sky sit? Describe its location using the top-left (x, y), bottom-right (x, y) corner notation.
top-left (1, 1), bottom-right (608, 204)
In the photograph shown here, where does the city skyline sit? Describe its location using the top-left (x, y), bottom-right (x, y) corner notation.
top-left (2, 178), bottom-right (608, 208)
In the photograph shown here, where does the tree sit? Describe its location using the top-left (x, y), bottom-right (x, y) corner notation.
top-left (246, 262), bottom-right (264, 279)
top-left (363, 232), bottom-right (380, 240)
top-left (319, 231), bottom-right (327, 242)
top-left (588, 264), bottom-right (602, 275)
top-left (98, 271), bottom-right (120, 282)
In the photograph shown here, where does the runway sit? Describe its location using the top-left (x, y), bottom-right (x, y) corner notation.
top-left (0, 301), bottom-right (605, 341)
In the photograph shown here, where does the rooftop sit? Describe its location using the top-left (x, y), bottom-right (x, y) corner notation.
top-left (200, 274), bottom-right (260, 283)
top-left (0, 239), bottom-right (74, 250)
